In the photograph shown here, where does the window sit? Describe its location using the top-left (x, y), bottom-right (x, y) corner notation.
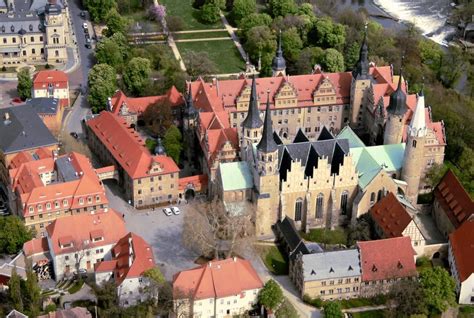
top-left (320, 290), bottom-right (325, 295)
top-left (13, 38), bottom-right (16, 43)
top-left (87, 197), bottom-right (92, 203)
top-left (329, 280), bottom-right (334, 285)
top-left (337, 279), bottom-right (343, 284)
top-left (337, 288), bottom-right (342, 293)
top-left (55, 201), bottom-right (59, 208)
top-left (37, 204), bottom-right (43, 212)
top-left (354, 278), bottom-right (359, 282)
top-left (32, 48), bottom-right (35, 54)
top-left (79, 198), bottom-right (84, 205)
top-left (340, 190), bottom-right (349, 215)
top-left (30, 36), bottom-right (34, 42)
top-left (377, 189), bottom-right (383, 201)
top-left (40, 36), bottom-right (43, 41)
top-left (316, 193), bottom-right (324, 218)
top-left (138, 190), bottom-right (142, 195)
top-left (46, 203), bottom-right (51, 210)
top-left (55, 50), bottom-right (59, 57)
top-left (321, 281), bottom-right (326, 286)
top-left (65, 256), bottom-right (69, 261)
top-left (294, 198), bottom-right (303, 221)
top-left (370, 192), bottom-right (375, 204)
top-left (96, 195), bottom-right (100, 202)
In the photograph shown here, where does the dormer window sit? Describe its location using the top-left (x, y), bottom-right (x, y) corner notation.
top-left (329, 267), bottom-right (334, 273)
top-left (397, 261), bottom-right (403, 269)
top-left (79, 198), bottom-right (84, 205)
top-left (61, 243), bottom-right (73, 248)
top-left (311, 270), bottom-right (316, 275)
top-left (96, 195), bottom-right (100, 202)
top-left (37, 204), bottom-right (43, 212)
top-left (348, 265), bottom-right (353, 271)
top-left (93, 236), bottom-right (103, 242)
top-left (28, 206), bottom-right (34, 213)
top-left (11, 25), bottom-right (14, 32)
top-left (63, 199), bottom-right (68, 206)
top-left (372, 265), bottom-right (378, 272)
top-left (46, 203), bottom-right (51, 210)
top-left (87, 196), bottom-right (92, 204)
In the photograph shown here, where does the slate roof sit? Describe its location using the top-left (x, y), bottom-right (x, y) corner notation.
top-left (256, 92), bottom-right (278, 153)
top-left (242, 76), bottom-right (263, 129)
top-left (275, 217), bottom-right (310, 259)
top-left (219, 161), bottom-right (253, 191)
top-left (449, 219), bottom-right (474, 282)
top-left (301, 249), bottom-right (361, 282)
top-left (0, 105), bottom-right (57, 155)
top-left (26, 97), bottom-right (59, 114)
top-left (386, 70), bottom-right (408, 116)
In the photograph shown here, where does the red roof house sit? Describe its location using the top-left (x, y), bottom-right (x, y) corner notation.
top-left (370, 192), bottom-right (413, 238)
top-left (449, 219), bottom-right (474, 283)
top-left (32, 71), bottom-right (70, 107)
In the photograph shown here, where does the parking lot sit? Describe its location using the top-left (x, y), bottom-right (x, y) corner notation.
top-left (104, 182), bottom-right (199, 280)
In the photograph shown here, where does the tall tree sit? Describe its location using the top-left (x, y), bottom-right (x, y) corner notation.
top-left (0, 216), bottom-right (33, 255)
top-left (143, 267), bottom-right (166, 306)
top-left (163, 125), bottom-right (183, 164)
top-left (323, 301), bottom-right (343, 318)
top-left (95, 33), bottom-right (130, 71)
top-left (17, 68), bottom-right (32, 101)
top-left (142, 100), bottom-right (173, 137)
top-left (320, 48), bottom-right (344, 73)
top-left (25, 260), bottom-right (41, 317)
top-left (267, 0), bottom-right (297, 17)
top-left (419, 267), bottom-right (456, 314)
top-left (183, 51), bottom-right (217, 78)
top-left (244, 25), bottom-right (276, 76)
top-left (238, 13), bottom-right (272, 40)
top-left (200, 2), bottom-right (220, 24)
top-left (84, 0), bottom-right (116, 22)
top-left (309, 17), bottom-right (346, 50)
top-left (123, 57), bottom-right (152, 96)
top-left (231, 0), bottom-right (256, 24)
top-left (87, 64), bottom-right (117, 113)
top-left (295, 47), bottom-right (324, 74)
top-left (281, 27), bottom-right (303, 62)
top-left (104, 8), bottom-right (129, 37)
top-left (258, 279), bottom-right (283, 311)
top-left (8, 267), bottom-right (23, 312)
top-left (390, 279), bottom-right (428, 317)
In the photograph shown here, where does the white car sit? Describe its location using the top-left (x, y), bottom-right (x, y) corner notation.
top-left (163, 208), bottom-right (172, 216)
top-left (171, 207), bottom-right (180, 215)
top-left (82, 22), bottom-right (88, 29)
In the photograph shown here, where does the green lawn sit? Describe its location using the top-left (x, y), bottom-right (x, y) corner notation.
top-left (459, 306), bottom-right (474, 318)
top-left (177, 40), bottom-right (244, 74)
top-left (68, 280), bottom-right (84, 294)
top-left (261, 246), bottom-right (288, 275)
top-left (174, 31), bottom-right (230, 40)
top-left (416, 256), bottom-right (433, 272)
top-left (351, 310), bottom-right (387, 318)
top-left (301, 228), bottom-right (348, 245)
top-left (160, 0), bottom-right (224, 30)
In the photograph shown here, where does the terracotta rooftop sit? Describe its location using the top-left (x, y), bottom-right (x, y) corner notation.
top-left (357, 237), bottom-right (417, 282)
top-left (370, 192), bottom-right (413, 238)
top-left (33, 70), bottom-right (68, 90)
top-left (86, 112), bottom-right (179, 179)
top-left (434, 170), bottom-right (474, 229)
top-left (449, 219), bottom-right (474, 282)
top-left (173, 257), bottom-right (263, 300)
top-left (23, 237), bottom-right (49, 257)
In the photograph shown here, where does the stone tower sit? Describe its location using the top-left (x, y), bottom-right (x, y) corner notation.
top-left (183, 83), bottom-right (198, 165)
top-left (255, 91), bottom-right (280, 236)
top-left (402, 89), bottom-right (427, 203)
top-left (350, 26), bottom-right (372, 130)
top-left (384, 68), bottom-right (408, 145)
top-left (44, 1), bottom-right (67, 63)
top-left (241, 76), bottom-right (263, 161)
top-left (271, 30), bottom-right (286, 77)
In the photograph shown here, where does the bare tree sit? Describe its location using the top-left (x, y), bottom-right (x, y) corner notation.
top-left (182, 200), bottom-right (255, 259)
top-left (71, 239), bottom-right (92, 276)
top-left (59, 131), bottom-right (93, 158)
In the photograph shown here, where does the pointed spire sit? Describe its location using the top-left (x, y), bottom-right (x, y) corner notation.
top-left (184, 82), bottom-right (197, 117)
top-left (272, 30), bottom-right (286, 75)
top-left (353, 23), bottom-right (370, 79)
top-left (387, 63), bottom-right (408, 116)
top-left (409, 89), bottom-right (427, 138)
top-left (257, 90), bottom-right (278, 153)
top-left (242, 76), bottom-right (263, 129)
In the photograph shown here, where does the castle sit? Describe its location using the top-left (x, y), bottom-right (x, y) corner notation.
top-left (181, 31), bottom-right (446, 236)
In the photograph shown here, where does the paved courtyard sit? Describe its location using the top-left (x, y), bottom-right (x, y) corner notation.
top-left (104, 182), bottom-right (199, 280)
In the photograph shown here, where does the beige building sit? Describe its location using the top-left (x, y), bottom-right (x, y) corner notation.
top-left (0, 0), bottom-right (70, 66)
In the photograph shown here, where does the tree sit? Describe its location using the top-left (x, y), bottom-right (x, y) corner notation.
top-left (346, 214), bottom-right (372, 246)
top-left (166, 15), bottom-right (185, 32)
top-left (281, 27), bottom-right (303, 62)
top-left (437, 46), bottom-right (466, 88)
top-left (143, 267), bottom-right (166, 306)
top-left (231, 0), bottom-right (256, 24)
top-left (418, 38), bottom-right (442, 73)
top-left (84, 0), bottom-right (115, 22)
top-left (244, 26), bottom-right (276, 75)
top-left (183, 51), bottom-right (217, 78)
top-left (200, 2), bottom-right (220, 24)
top-left (17, 68), bottom-right (32, 101)
top-left (238, 13), bottom-right (272, 40)
top-left (323, 301), bottom-right (343, 318)
top-left (95, 33), bottom-right (130, 71)
top-left (295, 47), bottom-right (324, 74)
top-left (258, 279), bottom-right (283, 311)
top-left (309, 17), bottom-right (346, 50)
top-left (275, 298), bottom-right (298, 318)
top-left (123, 57), bottom-right (152, 96)
top-left (419, 267), bottom-right (456, 314)
top-left (268, 0), bottom-right (297, 18)
top-left (8, 267), bottom-right (23, 312)
top-left (87, 64), bottom-right (117, 113)
top-left (24, 260), bottom-right (41, 317)
top-left (320, 48), bottom-right (344, 73)
top-left (163, 125), bottom-right (183, 164)
top-left (390, 279), bottom-right (428, 317)
top-left (423, 163), bottom-right (449, 190)
top-left (142, 100), bottom-right (173, 137)
top-left (0, 216), bottom-right (33, 254)
top-left (104, 8), bottom-right (128, 37)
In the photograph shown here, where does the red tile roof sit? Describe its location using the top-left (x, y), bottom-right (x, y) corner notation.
top-left (434, 170), bottom-right (474, 229)
top-left (94, 260), bottom-right (117, 272)
top-left (370, 192), bottom-right (413, 238)
top-left (87, 112), bottom-right (179, 179)
top-left (449, 219), bottom-right (474, 282)
top-left (357, 237), bottom-right (417, 282)
top-left (33, 71), bottom-right (68, 90)
top-left (23, 237), bottom-right (49, 257)
top-left (46, 209), bottom-right (127, 255)
top-left (173, 257), bottom-right (263, 300)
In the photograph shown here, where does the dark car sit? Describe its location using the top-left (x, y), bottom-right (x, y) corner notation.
top-left (85, 43), bottom-right (91, 49)
top-left (80, 11), bottom-right (86, 18)
top-left (70, 132), bottom-right (79, 139)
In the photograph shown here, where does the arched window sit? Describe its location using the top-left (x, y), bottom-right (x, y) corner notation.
top-left (370, 192), bottom-right (376, 205)
top-left (340, 191), bottom-right (349, 215)
top-left (412, 140), bottom-right (417, 148)
top-left (316, 193), bottom-right (324, 219)
top-left (377, 189), bottom-right (383, 201)
top-left (295, 198), bottom-right (303, 221)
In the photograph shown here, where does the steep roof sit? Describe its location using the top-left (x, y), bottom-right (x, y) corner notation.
top-left (275, 217), bottom-right (310, 259)
top-left (386, 70), bottom-right (408, 116)
top-left (337, 126), bottom-right (365, 148)
top-left (242, 76), bottom-right (263, 129)
top-left (301, 249), bottom-right (361, 282)
top-left (33, 70), bottom-right (68, 90)
top-left (173, 258), bottom-right (263, 300)
top-left (434, 170), bottom-right (474, 229)
top-left (449, 219), bottom-right (474, 282)
top-left (257, 92), bottom-right (278, 153)
top-left (370, 192), bottom-right (413, 238)
top-left (23, 237), bottom-right (49, 257)
top-left (358, 237), bottom-right (416, 282)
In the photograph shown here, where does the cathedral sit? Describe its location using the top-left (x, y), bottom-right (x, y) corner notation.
top-left (184, 31), bottom-right (446, 236)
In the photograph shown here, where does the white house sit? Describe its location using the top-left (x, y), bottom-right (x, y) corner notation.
top-left (32, 70), bottom-right (70, 108)
top-left (448, 219), bottom-right (474, 305)
top-left (173, 257), bottom-right (263, 318)
top-left (95, 232), bottom-right (156, 307)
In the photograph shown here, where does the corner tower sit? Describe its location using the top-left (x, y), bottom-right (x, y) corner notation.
top-left (384, 68), bottom-right (408, 145)
top-left (401, 89), bottom-right (426, 203)
top-left (271, 30), bottom-right (286, 77)
top-left (241, 76), bottom-right (263, 160)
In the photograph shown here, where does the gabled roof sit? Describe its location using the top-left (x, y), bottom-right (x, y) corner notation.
top-left (337, 126), bottom-right (365, 148)
top-left (434, 170), bottom-right (474, 229)
top-left (301, 249), bottom-right (361, 282)
top-left (33, 70), bottom-right (68, 90)
top-left (358, 237), bottom-right (416, 282)
top-left (23, 237), bottom-right (48, 257)
top-left (449, 219), bottom-right (474, 282)
top-left (275, 217), bottom-right (310, 259)
top-left (370, 192), bottom-right (413, 238)
top-left (173, 258), bottom-right (263, 300)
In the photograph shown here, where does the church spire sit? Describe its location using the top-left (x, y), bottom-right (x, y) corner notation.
top-left (242, 76), bottom-right (263, 129)
top-left (408, 88), bottom-right (427, 138)
top-left (387, 65), bottom-right (407, 116)
top-left (257, 90), bottom-right (278, 153)
top-left (271, 30), bottom-right (286, 76)
top-left (353, 23), bottom-right (370, 79)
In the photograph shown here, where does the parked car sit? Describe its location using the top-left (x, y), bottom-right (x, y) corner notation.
top-left (171, 207), bottom-right (180, 215)
top-left (85, 36), bottom-right (91, 44)
top-left (80, 11), bottom-right (86, 18)
top-left (85, 43), bottom-right (91, 49)
top-left (73, 268), bottom-right (87, 278)
top-left (82, 22), bottom-right (88, 29)
top-left (70, 132), bottom-right (79, 139)
top-left (162, 208), bottom-right (172, 216)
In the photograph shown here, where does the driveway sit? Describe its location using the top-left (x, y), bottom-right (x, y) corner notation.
top-left (104, 182), bottom-right (198, 280)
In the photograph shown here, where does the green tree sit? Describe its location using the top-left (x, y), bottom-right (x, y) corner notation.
top-left (320, 48), bottom-right (344, 73)
top-left (309, 17), bottom-right (346, 50)
top-left (95, 33), bottom-right (130, 71)
top-left (104, 8), bottom-right (128, 37)
top-left (258, 279), bottom-right (283, 311)
top-left (238, 13), bottom-right (272, 39)
top-left (123, 57), bottom-right (152, 96)
top-left (419, 267), bottom-right (456, 314)
top-left (92, 281), bottom-right (120, 317)
top-left (390, 279), bottom-right (428, 317)
top-left (17, 68), bottom-right (32, 101)
top-left (87, 64), bottom-right (117, 113)
top-left (231, 0), bottom-right (256, 23)
top-left (418, 39), bottom-right (442, 73)
top-left (200, 2), bottom-right (220, 24)
top-left (142, 100), bottom-right (173, 137)
top-left (437, 46), bottom-right (466, 88)
top-left (163, 125), bottom-right (183, 164)
top-left (346, 214), bottom-right (372, 246)
top-left (8, 267), bottom-right (23, 312)
top-left (295, 46), bottom-right (324, 74)
top-left (244, 25), bottom-right (276, 76)
top-left (323, 301), bottom-right (343, 318)
top-left (275, 298), bottom-right (298, 318)
top-left (268, 0), bottom-right (297, 17)
top-left (344, 41), bottom-right (360, 71)
top-left (25, 260), bottom-right (41, 317)
top-left (143, 267), bottom-right (166, 306)
top-left (424, 164), bottom-right (449, 190)
top-left (0, 216), bottom-right (33, 254)
top-left (84, 0), bottom-right (115, 22)
top-left (281, 27), bottom-right (303, 62)
top-left (183, 51), bottom-right (217, 78)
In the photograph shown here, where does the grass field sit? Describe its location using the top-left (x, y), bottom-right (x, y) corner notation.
top-left (174, 31), bottom-right (230, 40)
top-left (160, 0), bottom-right (223, 30)
top-left (177, 40), bottom-right (244, 74)
top-left (260, 246), bottom-right (288, 275)
top-left (351, 310), bottom-right (386, 318)
top-left (301, 228), bottom-right (348, 245)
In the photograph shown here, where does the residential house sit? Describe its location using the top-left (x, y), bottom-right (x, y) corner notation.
top-left (173, 257), bottom-right (263, 318)
top-left (32, 70), bottom-right (70, 108)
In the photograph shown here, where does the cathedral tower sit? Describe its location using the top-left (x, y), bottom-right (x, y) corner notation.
top-left (384, 68), bottom-right (408, 145)
top-left (241, 76), bottom-right (263, 160)
top-left (271, 30), bottom-right (286, 77)
top-left (401, 89), bottom-right (426, 203)
top-left (183, 83), bottom-right (198, 165)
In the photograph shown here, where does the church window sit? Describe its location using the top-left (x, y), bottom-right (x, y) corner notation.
top-left (377, 190), bottom-right (383, 201)
top-left (295, 198), bottom-right (303, 221)
top-left (340, 191), bottom-right (349, 215)
top-left (254, 131), bottom-right (258, 138)
top-left (316, 193), bottom-right (324, 219)
top-left (247, 131), bottom-right (250, 137)
top-left (370, 192), bottom-right (375, 205)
